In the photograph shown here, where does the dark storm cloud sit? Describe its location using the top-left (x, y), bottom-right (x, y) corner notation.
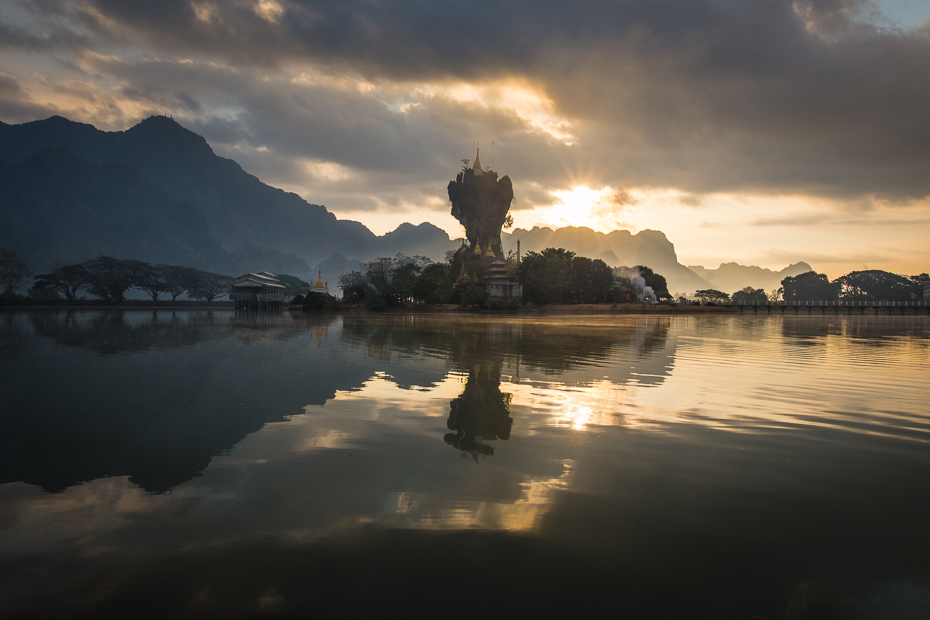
top-left (81, 51), bottom-right (566, 186)
top-left (4, 0), bottom-right (929, 200)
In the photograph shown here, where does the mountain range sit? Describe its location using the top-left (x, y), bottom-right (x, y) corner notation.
top-left (0, 115), bottom-right (812, 295)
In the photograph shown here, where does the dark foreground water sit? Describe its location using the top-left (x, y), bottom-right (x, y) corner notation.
top-left (1, 310), bottom-right (929, 619)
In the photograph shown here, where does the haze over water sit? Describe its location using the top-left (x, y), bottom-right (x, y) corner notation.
top-left (1, 311), bottom-right (929, 618)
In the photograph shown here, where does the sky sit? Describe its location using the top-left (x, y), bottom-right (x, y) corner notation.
top-left (1, 0), bottom-right (929, 278)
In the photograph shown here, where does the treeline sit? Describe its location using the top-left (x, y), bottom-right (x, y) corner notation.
top-left (339, 254), bottom-right (451, 310)
top-left (517, 248), bottom-right (670, 304)
top-left (1, 248), bottom-right (229, 302)
top-left (693, 269), bottom-right (929, 304)
top-left (30, 256), bottom-right (232, 302)
top-left (336, 248), bottom-right (671, 310)
top-left (0, 248), bottom-right (317, 303)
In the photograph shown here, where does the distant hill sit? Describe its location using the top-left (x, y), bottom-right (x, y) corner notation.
top-left (0, 115), bottom-right (810, 294)
top-left (687, 262), bottom-right (813, 295)
top-left (501, 227), bottom-right (712, 295)
top-left (0, 148), bottom-right (310, 276)
top-left (0, 148), bottom-right (225, 270)
top-left (0, 115), bottom-right (376, 268)
top-left (378, 222), bottom-right (460, 259)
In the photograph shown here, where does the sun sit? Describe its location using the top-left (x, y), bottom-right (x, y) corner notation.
top-left (518, 185), bottom-right (631, 233)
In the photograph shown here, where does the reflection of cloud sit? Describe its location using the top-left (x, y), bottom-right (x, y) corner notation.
top-left (2, 315), bottom-right (930, 616)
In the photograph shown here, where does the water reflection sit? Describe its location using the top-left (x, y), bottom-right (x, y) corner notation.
top-left (29, 309), bottom-right (232, 354)
top-left (446, 361), bottom-right (512, 458)
top-left (2, 311), bottom-right (929, 618)
top-left (0, 310), bottom-right (345, 492)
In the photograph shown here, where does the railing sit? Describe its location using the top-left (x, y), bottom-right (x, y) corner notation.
top-left (728, 300), bottom-right (928, 307)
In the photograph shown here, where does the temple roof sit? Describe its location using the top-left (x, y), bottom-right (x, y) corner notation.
top-left (311, 271), bottom-right (327, 289)
top-left (473, 147), bottom-right (481, 170)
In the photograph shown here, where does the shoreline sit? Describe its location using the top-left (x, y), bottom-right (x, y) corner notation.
top-left (0, 301), bottom-right (731, 314)
top-left (0, 300), bottom-right (235, 310)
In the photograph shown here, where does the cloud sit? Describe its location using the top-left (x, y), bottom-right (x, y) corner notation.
top-left (0, 72), bottom-right (61, 121)
top-left (756, 247), bottom-right (892, 267)
top-left (3, 0), bottom-right (930, 216)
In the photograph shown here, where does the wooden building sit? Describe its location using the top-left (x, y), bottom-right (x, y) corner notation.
top-left (229, 272), bottom-right (285, 310)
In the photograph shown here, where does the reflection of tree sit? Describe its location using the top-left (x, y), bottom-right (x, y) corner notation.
top-left (25, 309), bottom-right (338, 355)
top-left (782, 315), bottom-right (930, 345)
top-left (446, 358), bottom-right (512, 459)
top-left (341, 316), bottom-right (675, 456)
top-left (29, 309), bottom-right (232, 355)
top-left (0, 312), bottom-right (30, 362)
top-left (340, 316), bottom-right (672, 374)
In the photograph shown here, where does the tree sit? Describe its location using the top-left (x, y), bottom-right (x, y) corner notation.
top-left (781, 271), bottom-right (839, 302)
top-left (33, 263), bottom-right (90, 301)
top-left (913, 273), bottom-right (930, 301)
top-left (633, 265), bottom-right (672, 299)
top-left (457, 280), bottom-right (489, 307)
top-left (731, 287), bottom-right (769, 303)
top-left (390, 255), bottom-right (430, 302)
top-left (834, 270), bottom-right (917, 301)
top-left (129, 261), bottom-right (170, 302)
top-left (572, 257), bottom-right (614, 303)
top-left (363, 257), bottom-right (394, 290)
top-left (189, 270), bottom-right (232, 302)
top-left (84, 256), bottom-right (135, 302)
top-left (161, 265), bottom-right (202, 301)
top-left (351, 254), bottom-right (432, 308)
top-left (769, 287), bottom-right (784, 302)
top-left (338, 270), bottom-right (369, 303)
top-left (413, 262), bottom-right (452, 304)
top-left (694, 289), bottom-right (730, 304)
top-left (0, 248), bottom-right (32, 298)
top-left (517, 248), bottom-right (575, 304)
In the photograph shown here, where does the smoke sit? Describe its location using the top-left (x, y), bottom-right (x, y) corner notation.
top-left (631, 276), bottom-right (657, 303)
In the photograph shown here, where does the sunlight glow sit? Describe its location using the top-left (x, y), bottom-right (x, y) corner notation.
top-left (254, 0), bottom-right (285, 22)
top-left (411, 80), bottom-right (576, 144)
top-left (301, 159), bottom-right (354, 182)
top-left (192, 2), bottom-right (217, 23)
top-left (518, 185), bottom-right (633, 232)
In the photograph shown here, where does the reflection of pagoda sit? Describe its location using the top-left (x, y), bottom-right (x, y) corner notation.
top-left (445, 358), bottom-right (513, 460)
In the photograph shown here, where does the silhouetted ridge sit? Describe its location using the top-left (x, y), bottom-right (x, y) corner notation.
top-left (124, 115), bottom-right (216, 159)
top-left (0, 115), bottom-right (377, 267)
top-left (0, 147), bottom-right (226, 269)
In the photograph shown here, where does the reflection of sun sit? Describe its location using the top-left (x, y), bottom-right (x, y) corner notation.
top-left (564, 404), bottom-right (595, 430)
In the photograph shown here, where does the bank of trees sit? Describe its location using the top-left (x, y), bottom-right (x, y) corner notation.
top-left (339, 247), bottom-right (671, 309)
top-left (720, 269), bottom-right (928, 303)
top-left (24, 255), bottom-right (233, 302)
top-left (780, 269), bottom-right (924, 302)
top-left (695, 289), bottom-right (730, 304)
top-left (339, 254), bottom-right (440, 310)
top-left (1, 247), bottom-right (33, 298)
top-left (517, 249), bottom-right (615, 304)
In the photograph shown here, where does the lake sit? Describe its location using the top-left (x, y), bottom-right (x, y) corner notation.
top-left (1, 310), bottom-right (929, 619)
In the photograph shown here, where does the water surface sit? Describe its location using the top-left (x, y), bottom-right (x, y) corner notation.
top-left (1, 311), bottom-right (929, 619)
